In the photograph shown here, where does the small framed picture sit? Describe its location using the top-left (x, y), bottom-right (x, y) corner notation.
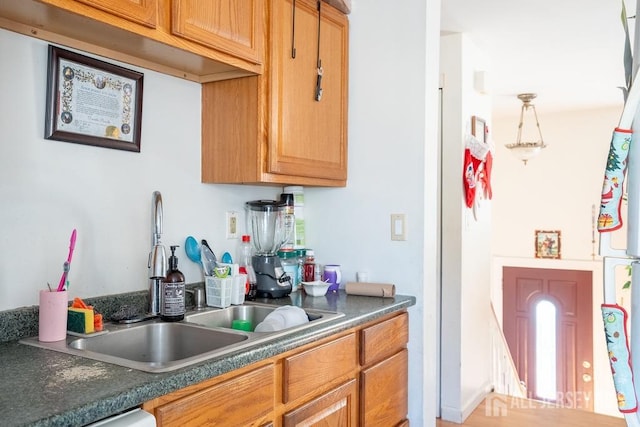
top-left (472, 116), bottom-right (487, 143)
top-left (44, 45), bottom-right (144, 152)
top-left (535, 230), bottom-right (561, 259)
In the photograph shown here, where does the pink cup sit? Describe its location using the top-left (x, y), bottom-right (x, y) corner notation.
top-left (38, 290), bottom-right (68, 342)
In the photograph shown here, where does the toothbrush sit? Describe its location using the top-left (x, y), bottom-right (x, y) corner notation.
top-left (57, 229), bottom-right (77, 292)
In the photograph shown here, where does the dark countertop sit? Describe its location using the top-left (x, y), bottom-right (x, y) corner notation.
top-left (0, 291), bottom-right (415, 427)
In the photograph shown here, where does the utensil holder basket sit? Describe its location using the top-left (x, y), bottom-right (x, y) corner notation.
top-left (205, 277), bottom-right (232, 308)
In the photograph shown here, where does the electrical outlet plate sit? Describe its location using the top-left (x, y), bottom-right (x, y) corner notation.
top-left (226, 211), bottom-right (239, 239)
top-left (390, 214), bottom-right (406, 241)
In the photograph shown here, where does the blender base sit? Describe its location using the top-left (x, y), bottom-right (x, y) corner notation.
top-left (253, 255), bottom-right (292, 298)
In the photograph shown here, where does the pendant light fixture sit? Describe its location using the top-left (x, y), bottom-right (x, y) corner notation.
top-left (505, 93), bottom-right (546, 165)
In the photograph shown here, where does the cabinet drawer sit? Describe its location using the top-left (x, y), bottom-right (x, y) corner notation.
top-left (284, 333), bottom-right (357, 403)
top-left (361, 312), bottom-right (408, 366)
top-left (155, 364), bottom-right (274, 426)
top-left (361, 348), bottom-right (408, 427)
top-left (283, 379), bottom-right (357, 426)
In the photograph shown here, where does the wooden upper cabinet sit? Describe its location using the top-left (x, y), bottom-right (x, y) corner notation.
top-left (268, 0), bottom-right (348, 182)
top-left (74, 0), bottom-right (158, 28)
top-left (201, 0), bottom-right (349, 187)
top-left (2, 0), bottom-right (262, 81)
top-left (172, 0), bottom-right (264, 65)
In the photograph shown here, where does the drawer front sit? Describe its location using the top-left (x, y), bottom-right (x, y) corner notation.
top-left (283, 379), bottom-right (357, 427)
top-left (284, 333), bottom-right (357, 403)
top-left (155, 364), bottom-right (274, 426)
top-left (361, 312), bottom-right (408, 366)
top-left (361, 348), bottom-right (408, 427)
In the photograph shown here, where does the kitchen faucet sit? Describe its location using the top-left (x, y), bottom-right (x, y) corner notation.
top-left (148, 191), bottom-right (166, 315)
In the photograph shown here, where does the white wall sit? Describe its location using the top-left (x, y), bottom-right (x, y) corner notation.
top-left (0, 28), bottom-right (277, 308)
top-left (491, 106), bottom-right (627, 417)
top-left (439, 33), bottom-right (493, 422)
top-left (0, 0), bottom-right (440, 422)
top-left (306, 1), bottom-right (439, 424)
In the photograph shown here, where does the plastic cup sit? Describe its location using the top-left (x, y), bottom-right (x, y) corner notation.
top-left (38, 290), bottom-right (68, 342)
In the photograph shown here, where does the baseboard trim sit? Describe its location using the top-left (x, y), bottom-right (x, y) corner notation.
top-left (440, 382), bottom-right (492, 423)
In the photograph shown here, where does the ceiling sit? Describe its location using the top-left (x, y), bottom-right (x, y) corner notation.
top-left (440, 0), bottom-right (636, 116)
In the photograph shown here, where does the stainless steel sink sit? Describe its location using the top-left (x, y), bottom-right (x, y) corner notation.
top-left (21, 321), bottom-right (253, 373)
top-left (184, 302), bottom-right (343, 335)
top-left (68, 322), bottom-right (248, 363)
top-left (20, 302), bottom-right (344, 373)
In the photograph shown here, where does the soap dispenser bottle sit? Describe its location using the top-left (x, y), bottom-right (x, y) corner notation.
top-left (161, 245), bottom-right (186, 321)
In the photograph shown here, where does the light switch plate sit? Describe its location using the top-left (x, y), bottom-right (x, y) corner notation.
top-left (226, 211), bottom-right (239, 239)
top-left (390, 214), bottom-right (406, 241)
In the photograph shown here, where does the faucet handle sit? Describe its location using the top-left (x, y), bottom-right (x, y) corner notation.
top-left (186, 287), bottom-right (206, 309)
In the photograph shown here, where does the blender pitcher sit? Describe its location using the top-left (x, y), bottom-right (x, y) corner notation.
top-left (245, 200), bottom-right (293, 298)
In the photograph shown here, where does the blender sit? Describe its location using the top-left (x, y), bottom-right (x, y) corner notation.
top-left (245, 200), bottom-right (293, 298)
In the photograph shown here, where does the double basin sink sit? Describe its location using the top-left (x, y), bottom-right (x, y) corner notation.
top-left (20, 302), bottom-right (344, 373)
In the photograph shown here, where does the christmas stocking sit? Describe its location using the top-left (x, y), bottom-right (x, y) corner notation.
top-left (463, 134), bottom-right (490, 208)
top-left (481, 150), bottom-right (493, 200)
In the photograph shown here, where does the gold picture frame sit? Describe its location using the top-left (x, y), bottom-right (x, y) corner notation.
top-left (472, 115), bottom-right (487, 143)
top-left (535, 230), bottom-right (561, 259)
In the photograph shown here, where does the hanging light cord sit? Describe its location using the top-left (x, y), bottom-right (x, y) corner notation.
top-left (291, 0), bottom-right (297, 58)
top-left (314, 0), bottom-right (324, 101)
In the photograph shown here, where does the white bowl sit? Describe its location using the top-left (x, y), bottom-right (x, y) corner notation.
top-left (301, 280), bottom-right (330, 297)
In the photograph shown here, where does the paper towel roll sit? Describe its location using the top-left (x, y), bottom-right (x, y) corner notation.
top-left (345, 282), bottom-right (396, 298)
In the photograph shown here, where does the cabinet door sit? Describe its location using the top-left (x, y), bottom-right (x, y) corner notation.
top-left (361, 312), bottom-right (409, 366)
top-left (74, 0), bottom-right (157, 28)
top-left (269, 0), bottom-right (348, 181)
top-left (284, 333), bottom-right (357, 403)
top-left (154, 364), bottom-right (274, 426)
top-left (283, 379), bottom-right (357, 427)
top-left (172, 0), bottom-right (265, 64)
top-left (361, 349), bottom-right (408, 427)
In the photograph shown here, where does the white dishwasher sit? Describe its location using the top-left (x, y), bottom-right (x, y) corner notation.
top-left (87, 408), bottom-right (156, 427)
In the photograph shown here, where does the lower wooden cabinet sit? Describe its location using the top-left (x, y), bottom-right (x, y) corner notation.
top-left (361, 349), bottom-right (409, 427)
top-left (283, 379), bottom-right (357, 426)
top-left (143, 311), bottom-right (409, 426)
top-left (360, 312), bottom-right (409, 426)
top-left (284, 333), bottom-right (357, 403)
top-left (150, 364), bottom-right (274, 426)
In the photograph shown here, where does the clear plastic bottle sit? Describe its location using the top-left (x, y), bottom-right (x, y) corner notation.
top-left (283, 186), bottom-right (305, 248)
top-left (303, 249), bottom-right (316, 282)
top-left (280, 193), bottom-right (295, 251)
top-left (278, 249), bottom-right (299, 291)
top-left (295, 249), bottom-right (306, 287)
top-left (237, 235), bottom-right (257, 300)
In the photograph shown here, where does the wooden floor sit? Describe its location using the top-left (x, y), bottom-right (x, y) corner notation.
top-left (436, 394), bottom-right (627, 427)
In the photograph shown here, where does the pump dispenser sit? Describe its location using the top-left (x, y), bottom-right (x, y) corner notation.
top-left (161, 245), bottom-right (186, 321)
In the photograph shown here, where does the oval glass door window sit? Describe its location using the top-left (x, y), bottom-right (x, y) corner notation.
top-left (535, 299), bottom-right (557, 400)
